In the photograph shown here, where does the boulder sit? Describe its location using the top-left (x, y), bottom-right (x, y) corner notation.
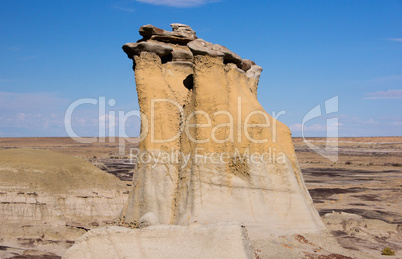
top-left (246, 64), bottom-right (263, 79)
top-left (122, 42), bottom-right (173, 59)
top-left (139, 24), bottom-right (197, 44)
top-left (138, 212), bottom-right (160, 228)
top-left (187, 38), bottom-right (224, 57)
top-left (187, 39), bottom-right (243, 68)
top-left (241, 59), bottom-right (256, 72)
top-left (170, 23), bottom-right (196, 38)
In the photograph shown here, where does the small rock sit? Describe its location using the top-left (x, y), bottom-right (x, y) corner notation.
top-left (211, 44), bottom-right (242, 68)
top-left (246, 65), bottom-right (263, 79)
top-left (122, 42), bottom-right (173, 59)
top-left (187, 39), bottom-right (242, 68)
top-left (170, 23), bottom-right (196, 38)
top-left (139, 24), bottom-right (197, 44)
top-left (139, 24), bottom-right (166, 38)
top-left (241, 59), bottom-right (256, 72)
top-left (138, 212), bottom-right (160, 228)
top-left (187, 39), bottom-right (224, 57)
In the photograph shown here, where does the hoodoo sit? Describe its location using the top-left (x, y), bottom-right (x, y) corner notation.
top-left (121, 23), bottom-right (325, 238)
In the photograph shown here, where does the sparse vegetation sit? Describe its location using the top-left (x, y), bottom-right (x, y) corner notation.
top-left (382, 247), bottom-right (395, 256)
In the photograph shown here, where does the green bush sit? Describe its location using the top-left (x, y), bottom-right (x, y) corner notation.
top-left (381, 247), bottom-right (395, 256)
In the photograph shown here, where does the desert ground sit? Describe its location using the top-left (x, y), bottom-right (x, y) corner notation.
top-left (0, 136), bottom-right (401, 258)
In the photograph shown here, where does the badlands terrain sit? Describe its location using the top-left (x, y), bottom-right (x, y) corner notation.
top-left (0, 136), bottom-right (400, 258)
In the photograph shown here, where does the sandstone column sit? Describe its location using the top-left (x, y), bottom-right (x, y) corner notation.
top-left (122, 24), bottom-right (325, 238)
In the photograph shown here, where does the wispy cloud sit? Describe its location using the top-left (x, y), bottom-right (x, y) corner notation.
top-left (364, 89), bottom-right (402, 99)
top-left (135, 0), bottom-right (219, 8)
top-left (0, 92), bottom-right (141, 137)
top-left (386, 38), bottom-right (402, 42)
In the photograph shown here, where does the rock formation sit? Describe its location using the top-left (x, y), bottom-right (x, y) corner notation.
top-left (0, 149), bottom-right (129, 257)
top-left (121, 23), bottom-right (325, 238)
top-left (64, 223), bottom-right (254, 259)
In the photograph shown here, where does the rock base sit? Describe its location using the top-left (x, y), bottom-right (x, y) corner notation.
top-left (64, 223), bottom-right (254, 259)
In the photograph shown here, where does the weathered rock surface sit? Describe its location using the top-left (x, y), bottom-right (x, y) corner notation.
top-left (122, 42), bottom-right (173, 59)
top-left (246, 64), bottom-right (263, 82)
top-left (121, 24), bottom-right (326, 240)
top-left (64, 223), bottom-right (254, 259)
top-left (171, 48), bottom-right (193, 62)
top-left (170, 23), bottom-right (196, 37)
top-left (322, 212), bottom-right (402, 256)
top-left (139, 24), bottom-right (197, 44)
top-left (187, 38), bottom-right (243, 68)
top-left (0, 149), bottom-right (129, 257)
top-left (242, 59), bottom-right (256, 72)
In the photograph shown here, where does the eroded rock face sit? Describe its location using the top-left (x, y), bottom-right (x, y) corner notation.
top-left (64, 224), bottom-right (254, 259)
top-left (139, 24), bottom-right (197, 44)
top-left (187, 39), bottom-right (243, 68)
top-left (122, 24), bottom-right (325, 238)
top-left (0, 149), bottom-right (129, 256)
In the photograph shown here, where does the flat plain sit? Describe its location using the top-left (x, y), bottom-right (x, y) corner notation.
top-left (0, 136), bottom-right (401, 257)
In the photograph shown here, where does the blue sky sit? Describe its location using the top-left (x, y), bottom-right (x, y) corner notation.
top-left (0, 0), bottom-right (401, 137)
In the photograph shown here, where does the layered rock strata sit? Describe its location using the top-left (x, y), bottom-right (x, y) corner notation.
top-left (0, 149), bottom-right (129, 256)
top-left (122, 24), bottom-right (325, 238)
top-left (64, 224), bottom-right (254, 259)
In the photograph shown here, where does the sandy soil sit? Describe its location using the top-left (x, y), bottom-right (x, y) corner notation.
top-left (0, 137), bottom-right (401, 258)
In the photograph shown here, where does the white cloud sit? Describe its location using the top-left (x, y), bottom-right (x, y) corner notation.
top-left (135, 0), bottom-right (219, 7)
top-left (0, 92), bottom-right (69, 136)
top-left (364, 89), bottom-right (402, 99)
top-left (17, 113), bottom-right (26, 121)
top-left (386, 38), bottom-right (402, 42)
